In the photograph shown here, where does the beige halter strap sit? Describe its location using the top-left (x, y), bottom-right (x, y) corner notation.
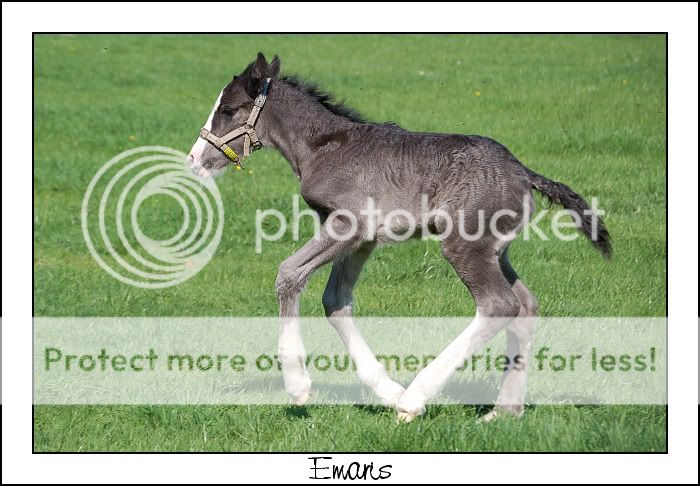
top-left (199, 77), bottom-right (271, 167)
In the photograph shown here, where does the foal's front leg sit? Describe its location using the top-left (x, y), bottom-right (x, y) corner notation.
top-left (275, 222), bottom-right (362, 405)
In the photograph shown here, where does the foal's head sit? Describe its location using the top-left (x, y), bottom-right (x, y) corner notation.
top-left (188, 53), bottom-right (281, 177)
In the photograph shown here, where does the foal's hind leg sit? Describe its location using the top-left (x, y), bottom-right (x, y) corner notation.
top-left (396, 240), bottom-right (521, 422)
top-left (481, 248), bottom-right (539, 422)
top-left (323, 244), bottom-right (406, 406)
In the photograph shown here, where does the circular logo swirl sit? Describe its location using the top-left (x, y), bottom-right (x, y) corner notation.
top-left (82, 146), bottom-right (224, 288)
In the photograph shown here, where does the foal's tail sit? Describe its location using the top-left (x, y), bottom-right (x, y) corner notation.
top-left (525, 167), bottom-right (612, 259)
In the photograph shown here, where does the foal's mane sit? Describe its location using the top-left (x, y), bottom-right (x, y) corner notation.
top-left (279, 75), bottom-right (368, 123)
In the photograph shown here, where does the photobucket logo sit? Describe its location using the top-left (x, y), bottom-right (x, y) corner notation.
top-left (81, 146), bottom-right (224, 288)
top-left (254, 194), bottom-right (605, 253)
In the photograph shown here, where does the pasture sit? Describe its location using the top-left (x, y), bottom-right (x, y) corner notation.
top-left (33, 34), bottom-right (666, 452)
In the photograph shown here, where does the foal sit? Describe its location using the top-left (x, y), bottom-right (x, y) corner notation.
top-left (188, 53), bottom-right (611, 422)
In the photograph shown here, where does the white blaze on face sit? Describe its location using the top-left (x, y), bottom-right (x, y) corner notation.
top-left (188, 88), bottom-right (224, 171)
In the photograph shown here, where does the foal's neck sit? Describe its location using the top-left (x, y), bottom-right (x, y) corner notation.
top-left (257, 81), bottom-right (358, 177)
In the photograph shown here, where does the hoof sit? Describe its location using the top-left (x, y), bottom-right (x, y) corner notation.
top-left (396, 409), bottom-right (418, 423)
top-left (292, 389), bottom-right (311, 406)
top-left (479, 406), bottom-right (523, 423)
top-left (395, 391), bottom-right (426, 423)
top-left (479, 410), bottom-right (500, 423)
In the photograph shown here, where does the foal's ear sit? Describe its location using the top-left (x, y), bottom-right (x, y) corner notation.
top-left (251, 52), bottom-right (268, 80)
top-left (268, 55), bottom-right (281, 78)
top-left (244, 53), bottom-right (279, 98)
top-left (251, 52), bottom-right (281, 79)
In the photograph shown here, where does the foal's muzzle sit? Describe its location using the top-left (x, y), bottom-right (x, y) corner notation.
top-left (199, 127), bottom-right (241, 165)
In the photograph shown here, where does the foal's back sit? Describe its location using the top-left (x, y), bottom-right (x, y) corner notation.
top-left (304, 122), bottom-right (533, 219)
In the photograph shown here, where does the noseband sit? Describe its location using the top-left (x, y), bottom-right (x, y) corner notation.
top-left (199, 77), bottom-right (271, 167)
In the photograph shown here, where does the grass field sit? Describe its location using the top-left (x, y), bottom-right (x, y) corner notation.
top-left (33, 34), bottom-right (666, 452)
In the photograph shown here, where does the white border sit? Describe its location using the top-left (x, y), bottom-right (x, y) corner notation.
top-left (3, 2), bottom-right (698, 484)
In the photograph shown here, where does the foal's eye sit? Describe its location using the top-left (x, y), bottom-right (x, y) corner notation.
top-left (221, 107), bottom-right (236, 116)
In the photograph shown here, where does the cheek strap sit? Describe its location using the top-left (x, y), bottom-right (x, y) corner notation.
top-left (199, 127), bottom-right (244, 164)
top-left (198, 78), bottom-right (271, 167)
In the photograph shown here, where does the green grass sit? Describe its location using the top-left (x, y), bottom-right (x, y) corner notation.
top-left (34, 405), bottom-right (665, 452)
top-left (34, 34), bottom-right (666, 452)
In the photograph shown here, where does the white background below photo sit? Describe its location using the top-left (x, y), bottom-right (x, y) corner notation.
top-left (3, 2), bottom-right (698, 485)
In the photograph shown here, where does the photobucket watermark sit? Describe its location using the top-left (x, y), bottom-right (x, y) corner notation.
top-left (255, 194), bottom-right (606, 253)
top-left (82, 146), bottom-right (606, 286)
top-left (81, 146), bottom-right (224, 288)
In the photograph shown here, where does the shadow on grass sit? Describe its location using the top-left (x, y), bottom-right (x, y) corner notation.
top-left (281, 402), bottom-right (505, 421)
top-left (351, 404), bottom-right (391, 416)
top-left (283, 405), bottom-right (311, 419)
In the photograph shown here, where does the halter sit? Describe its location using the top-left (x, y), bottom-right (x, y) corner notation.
top-left (199, 77), bottom-right (271, 167)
